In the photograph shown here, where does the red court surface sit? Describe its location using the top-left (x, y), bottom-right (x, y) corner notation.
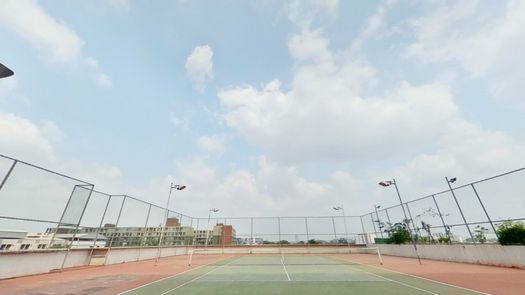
top-left (1, 254), bottom-right (524, 295)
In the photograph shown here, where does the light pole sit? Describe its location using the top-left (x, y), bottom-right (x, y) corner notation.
top-left (0, 63), bottom-right (14, 79)
top-left (379, 178), bottom-right (422, 265)
top-left (205, 208), bottom-right (219, 250)
top-left (445, 177), bottom-right (475, 242)
top-left (155, 183), bottom-right (186, 266)
top-left (374, 205), bottom-right (384, 239)
top-left (333, 206), bottom-right (350, 246)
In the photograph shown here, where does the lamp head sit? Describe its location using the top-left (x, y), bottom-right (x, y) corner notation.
top-left (0, 63), bottom-right (14, 79)
top-left (172, 184), bottom-right (186, 190)
top-left (448, 177), bottom-right (457, 183)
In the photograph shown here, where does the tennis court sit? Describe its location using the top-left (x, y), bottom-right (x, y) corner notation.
top-left (119, 252), bottom-right (486, 295)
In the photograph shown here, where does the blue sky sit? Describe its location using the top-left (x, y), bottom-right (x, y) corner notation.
top-left (1, 0), bottom-right (524, 221)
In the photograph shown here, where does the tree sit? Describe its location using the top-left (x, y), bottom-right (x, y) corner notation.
top-left (385, 222), bottom-right (411, 244)
top-left (474, 225), bottom-right (488, 243)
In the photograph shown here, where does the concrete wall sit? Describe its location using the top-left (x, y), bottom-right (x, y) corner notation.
top-left (104, 246), bottom-right (189, 265)
top-left (370, 244), bottom-right (525, 268)
top-left (0, 246), bottom-right (189, 279)
top-left (0, 250), bottom-right (89, 279)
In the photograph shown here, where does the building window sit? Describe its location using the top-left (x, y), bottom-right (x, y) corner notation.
top-left (1, 244), bottom-right (13, 250)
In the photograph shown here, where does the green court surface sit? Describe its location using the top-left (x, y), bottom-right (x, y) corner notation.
top-left (119, 255), bottom-right (485, 295)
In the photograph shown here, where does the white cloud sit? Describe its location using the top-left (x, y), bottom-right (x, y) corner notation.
top-left (93, 73), bottom-right (113, 87)
top-left (197, 135), bottom-right (225, 154)
top-left (148, 156), bottom-right (359, 217)
top-left (109, 0), bottom-right (130, 10)
top-left (287, 0), bottom-right (339, 29)
top-left (219, 29), bottom-right (460, 163)
top-left (0, 0), bottom-right (112, 87)
top-left (0, 0), bottom-right (84, 63)
top-left (212, 18), bottom-right (525, 221)
top-left (185, 45), bottom-right (214, 92)
top-left (405, 0), bottom-right (525, 93)
top-left (351, 0), bottom-right (397, 52)
top-left (0, 112), bottom-right (57, 163)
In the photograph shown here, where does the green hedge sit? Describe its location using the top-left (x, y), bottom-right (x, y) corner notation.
top-left (497, 221), bottom-right (525, 245)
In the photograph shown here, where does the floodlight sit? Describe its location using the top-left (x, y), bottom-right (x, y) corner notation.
top-left (449, 177), bottom-right (457, 183)
top-left (0, 63), bottom-right (14, 79)
top-left (174, 185), bottom-right (186, 190)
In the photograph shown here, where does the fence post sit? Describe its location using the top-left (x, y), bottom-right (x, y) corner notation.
top-left (49, 184), bottom-right (78, 252)
top-left (250, 217), bottom-right (254, 253)
top-left (60, 184), bottom-right (94, 271)
top-left (471, 184), bottom-right (499, 240)
top-left (304, 217), bottom-right (310, 246)
top-left (445, 177), bottom-right (475, 242)
top-left (88, 194), bottom-right (112, 263)
top-left (385, 208), bottom-right (392, 225)
top-left (104, 195), bottom-right (126, 265)
top-left (370, 213), bottom-right (378, 237)
top-left (431, 195), bottom-right (451, 242)
top-left (277, 217), bottom-right (281, 251)
top-left (138, 204), bottom-right (152, 261)
top-left (405, 203), bottom-right (419, 238)
top-left (331, 216), bottom-right (337, 243)
top-left (0, 159), bottom-right (17, 192)
top-left (359, 216), bottom-right (366, 234)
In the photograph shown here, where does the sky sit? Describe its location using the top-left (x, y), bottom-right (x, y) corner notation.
top-left (1, 0), bottom-right (525, 224)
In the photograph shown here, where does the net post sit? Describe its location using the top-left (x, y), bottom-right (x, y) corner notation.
top-left (188, 249), bottom-right (194, 266)
top-left (376, 247), bottom-right (383, 265)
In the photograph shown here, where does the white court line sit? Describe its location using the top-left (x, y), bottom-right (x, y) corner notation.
top-left (280, 256), bottom-right (291, 281)
top-left (197, 279), bottom-right (390, 282)
top-left (332, 256), bottom-right (491, 295)
top-left (160, 257), bottom-right (241, 295)
top-left (116, 256), bottom-right (235, 295)
top-left (362, 262), bottom-right (492, 295)
top-left (328, 257), bottom-right (438, 295)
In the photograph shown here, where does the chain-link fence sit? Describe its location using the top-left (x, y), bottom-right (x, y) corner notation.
top-left (361, 167), bottom-right (525, 244)
top-left (2, 153), bottom-right (524, 268)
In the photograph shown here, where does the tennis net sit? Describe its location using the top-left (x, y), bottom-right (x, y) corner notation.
top-left (188, 246), bottom-right (383, 266)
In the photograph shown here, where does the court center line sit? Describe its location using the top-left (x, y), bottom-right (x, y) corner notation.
top-left (280, 256), bottom-right (291, 281)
